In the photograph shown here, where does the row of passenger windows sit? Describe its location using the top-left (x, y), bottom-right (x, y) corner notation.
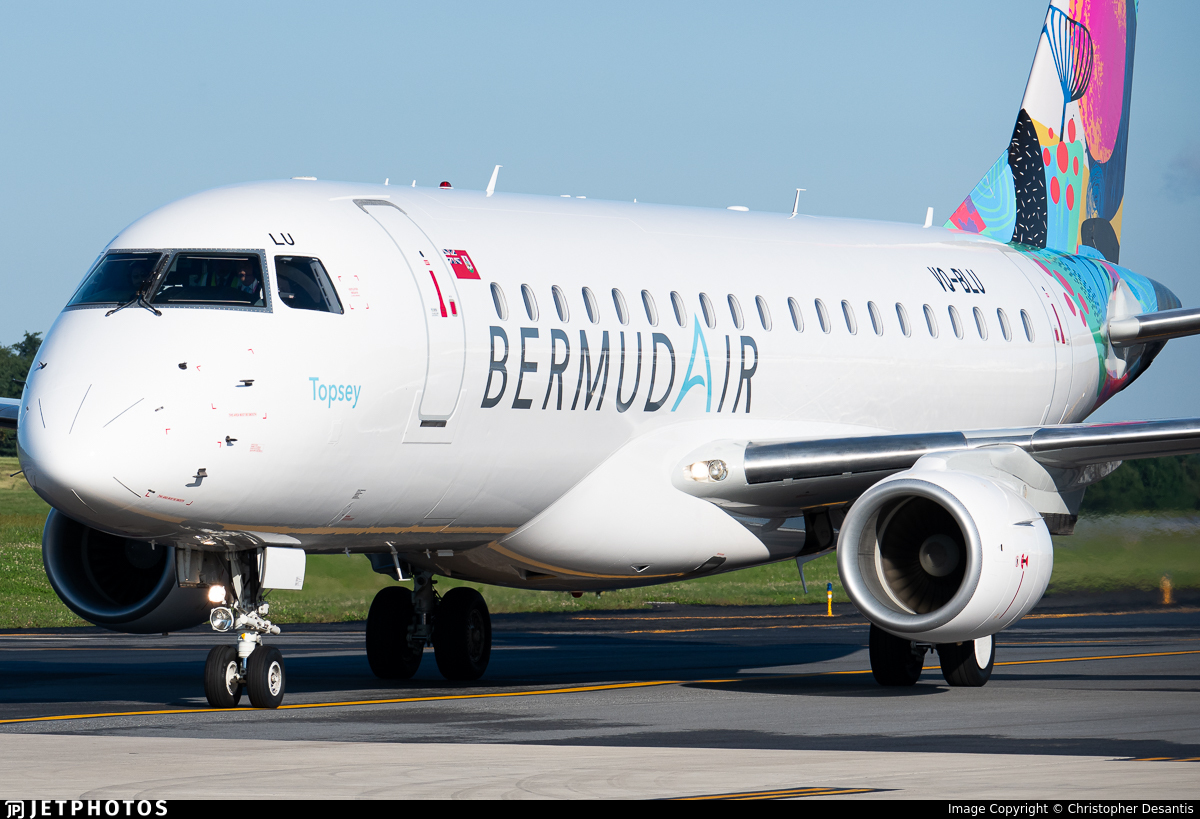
top-left (490, 283), bottom-right (1037, 343)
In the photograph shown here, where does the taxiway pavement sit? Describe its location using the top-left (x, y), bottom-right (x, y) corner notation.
top-left (1, 601), bottom-right (1197, 799)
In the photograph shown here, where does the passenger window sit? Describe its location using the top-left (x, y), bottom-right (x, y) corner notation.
top-left (841, 300), bottom-right (857, 335)
top-left (728, 294), bottom-right (744, 330)
top-left (1021, 309), bottom-right (1035, 342)
top-left (670, 291), bottom-right (687, 326)
top-left (997, 308), bottom-right (1012, 341)
top-left (491, 282), bottom-right (508, 320)
top-left (582, 287), bottom-right (600, 324)
top-left (867, 301), bottom-right (883, 336)
top-left (788, 297), bottom-right (804, 331)
top-left (973, 306), bottom-right (988, 340)
top-left (68, 251), bottom-right (165, 306)
top-left (641, 290), bottom-right (658, 326)
top-left (923, 304), bottom-right (938, 338)
top-left (152, 253), bottom-right (265, 308)
top-left (275, 256), bottom-right (343, 314)
top-left (896, 303), bottom-right (911, 337)
top-left (521, 284), bottom-right (539, 321)
top-left (948, 305), bottom-right (963, 339)
top-left (552, 285), bottom-right (569, 322)
top-left (815, 299), bottom-right (830, 333)
top-left (755, 296), bottom-right (772, 331)
top-left (612, 288), bottom-right (629, 325)
top-left (699, 293), bottom-right (716, 329)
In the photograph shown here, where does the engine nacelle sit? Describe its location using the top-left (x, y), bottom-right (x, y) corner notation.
top-left (837, 456), bottom-right (1053, 644)
top-left (42, 509), bottom-right (211, 633)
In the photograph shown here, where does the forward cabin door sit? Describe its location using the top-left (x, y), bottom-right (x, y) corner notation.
top-left (358, 200), bottom-right (464, 441)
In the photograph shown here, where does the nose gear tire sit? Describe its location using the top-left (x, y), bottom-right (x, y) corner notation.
top-left (203, 644), bottom-right (243, 708)
top-left (869, 624), bottom-right (924, 686)
top-left (937, 634), bottom-right (995, 686)
top-left (366, 586), bottom-right (424, 679)
top-left (433, 587), bottom-right (492, 681)
top-left (246, 644), bottom-right (286, 708)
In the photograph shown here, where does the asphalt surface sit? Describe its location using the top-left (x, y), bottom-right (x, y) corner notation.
top-left (1, 599), bottom-right (1198, 798)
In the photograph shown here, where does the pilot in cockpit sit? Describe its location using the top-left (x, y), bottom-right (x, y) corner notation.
top-left (232, 260), bottom-right (261, 299)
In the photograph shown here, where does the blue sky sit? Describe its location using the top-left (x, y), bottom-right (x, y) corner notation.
top-left (1, 1), bottom-right (1197, 421)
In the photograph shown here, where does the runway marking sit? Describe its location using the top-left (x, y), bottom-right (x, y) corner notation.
top-left (1024, 608), bottom-right (1198, 620)
top-left (673, 785), bottom-right (883, 800)
top-left (1, 648), bottom-right (1198, 727)
top-left (1120, 757), bottom-right (1200, 762)
top-left (573, 613), bottom-right (859, 622)
top-left (993, 649), bottom-right (1200, 667)
top-left (614, 622), bottom-right (861, 635)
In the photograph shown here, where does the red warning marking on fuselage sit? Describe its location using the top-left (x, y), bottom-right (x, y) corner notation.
top-left (429, 272), bottom-right (449, 317)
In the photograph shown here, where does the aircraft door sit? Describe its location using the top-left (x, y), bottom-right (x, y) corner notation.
top-left (359, 202), bottom-right (465, 432)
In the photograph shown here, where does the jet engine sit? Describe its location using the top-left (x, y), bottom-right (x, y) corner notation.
top-left (42, 509), bottom-right (211, 633)
top-left (837, 455), bottom-right (1053, 644)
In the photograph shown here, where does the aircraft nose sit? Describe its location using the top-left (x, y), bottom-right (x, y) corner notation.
top-left (16, 315), bottom-right (179, 537)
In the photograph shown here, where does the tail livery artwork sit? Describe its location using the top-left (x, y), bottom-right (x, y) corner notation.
top-left (6, 0), bottom-right (1200, 705)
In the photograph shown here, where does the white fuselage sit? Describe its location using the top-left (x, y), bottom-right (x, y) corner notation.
top-left (17, 180), bottom-right (1104, 590)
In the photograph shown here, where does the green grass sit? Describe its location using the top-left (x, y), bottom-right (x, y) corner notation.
top-left (2, 453), bottom-right (1197, 628)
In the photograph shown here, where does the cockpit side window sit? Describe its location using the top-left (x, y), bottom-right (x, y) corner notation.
top-left (274, 256), bottom-right (343, 314)
top-left (150, 253), bottom-right (266, 308)
top-left (67, 252), bottom-right (165, 306)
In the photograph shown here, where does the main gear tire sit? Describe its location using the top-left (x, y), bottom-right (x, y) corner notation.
top-left (869, 624), bottom-right (924, 686)
top-left (433, 587), bottom-right (492, 681)
top-left (366, 586), bottom-right (424, 680)
top-left (938, 634), bottom-right (995, 687)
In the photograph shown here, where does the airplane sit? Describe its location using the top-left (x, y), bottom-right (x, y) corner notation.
top-left (4, 0), bottom-right (1197, 708)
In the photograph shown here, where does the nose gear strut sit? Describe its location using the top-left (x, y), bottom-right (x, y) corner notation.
top-left (203, 549), bottom-right (287, 708)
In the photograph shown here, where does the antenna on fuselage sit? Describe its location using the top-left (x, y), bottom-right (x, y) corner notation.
top-left (411, 180), bottom-right (416, 187)
top-left (924, 207), bottom-right (934, 228)
top-left (790, 188), bottom-right (806, 218)
top-left (384, 178), bottom-right (389, 186)
top-left (486, 165), bottom-right (503, 197)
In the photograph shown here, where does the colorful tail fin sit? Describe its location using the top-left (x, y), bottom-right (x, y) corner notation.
top-left (946, 0), bottom-right (1136, 263)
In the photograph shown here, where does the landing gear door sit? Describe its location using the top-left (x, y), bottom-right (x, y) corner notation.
top-left (358, 202), bottom-right (465, 441)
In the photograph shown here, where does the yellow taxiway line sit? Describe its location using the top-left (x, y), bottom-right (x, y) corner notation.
top-left (1, 648), bottom-right (1197, 727)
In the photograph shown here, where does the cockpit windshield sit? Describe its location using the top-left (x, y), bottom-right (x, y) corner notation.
top-left (67, 252), bottom-right (165, 306)
top-left (150, 254), bottom-right (265, 308)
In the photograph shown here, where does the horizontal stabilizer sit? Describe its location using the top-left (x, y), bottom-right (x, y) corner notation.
top-left (1109, 306), bottom-right (1200, 347)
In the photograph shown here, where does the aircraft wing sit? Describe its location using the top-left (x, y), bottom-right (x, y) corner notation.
top-left (677, 418), bottom-right (1200, 520)
top-left (0, 397), bottom-right (18, 431)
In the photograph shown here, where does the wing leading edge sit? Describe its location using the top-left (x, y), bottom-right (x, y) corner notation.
top-left (678, 418), bottom-right (1200, 523)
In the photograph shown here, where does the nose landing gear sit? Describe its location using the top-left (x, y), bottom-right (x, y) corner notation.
top-left (203, 551), bottom-right (287, 709)
top-left (365, 571), bottom-right (492, 682)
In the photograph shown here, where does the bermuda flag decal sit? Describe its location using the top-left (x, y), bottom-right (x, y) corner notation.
top-left (443, 249), bottom-right (480, 279)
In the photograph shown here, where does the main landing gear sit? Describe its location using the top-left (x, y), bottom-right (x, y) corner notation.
top-left (203, 551), bottom-right (287, 709)
top-left (868, 624), bottom-right (995, 688)
top-left (366, 572), bottom-right (492, 682)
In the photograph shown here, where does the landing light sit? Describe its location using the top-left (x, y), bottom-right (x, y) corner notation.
top-left (207, 584), bottom-right (227, 604)
top-left (210, 606), bottom-right (234, 632)
top-left (687, 459), bottom-right (728, 482)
